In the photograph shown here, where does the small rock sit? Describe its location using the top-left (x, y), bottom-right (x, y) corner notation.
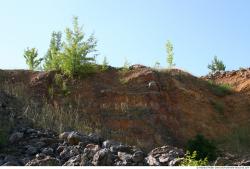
top-left (9, 132), bottom-right (23, 143)
top-left (41, 147), bottom-right (54, 156)
top-left (102, 140), bottom-right (120, 149)
top-left (67, 131), bottom-right (82, 145)
top-left (56, 145), bottom-right (65, 154)
top-left (2, 161), bottom-right (20, 166)
top-left (36, 153), bottom-right (46, 160)
top-left (169, 158), bottom-right (183, 166)
top-left (26, 145), bottom-right (38, 155)
top-left (59, 132), bottom-right (71, 140)
top-left (92, 148), bottom-right (113, 166)
top-left (88, 133), bottom-right (105, 145)
top-left (146, 145), bottom-right (184, 166)
top-left (84, 144), bottom-right (101, 159)
top-left (63, 154), bottom-right (90, 166)
top-left (25, 156), bottom-right (60, 166)
top-left (132, 151), bottom-right (145, 163)
top-left (118, 152), bottom-right (133, 165)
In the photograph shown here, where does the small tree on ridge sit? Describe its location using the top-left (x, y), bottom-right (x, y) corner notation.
top-left (166, 40), bottom-right (175, 68)
top-left (208, 56), bottom-right (226, 73)
top-left (23, 47), bottom-right (42, 70)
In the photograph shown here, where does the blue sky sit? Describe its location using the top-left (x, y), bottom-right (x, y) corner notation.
top-left (0, 0), bottom-right (249, 76)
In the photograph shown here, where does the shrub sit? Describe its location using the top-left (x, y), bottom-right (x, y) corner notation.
top-left (180, 151), bottom-right (208, 166)
top-left (186, 134), bottom-right (217, 161)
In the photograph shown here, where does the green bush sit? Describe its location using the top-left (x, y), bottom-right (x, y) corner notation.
top-left (186, 134), bottom-right (217, 161)
top-left (180, 151), bottom-right (208, 166)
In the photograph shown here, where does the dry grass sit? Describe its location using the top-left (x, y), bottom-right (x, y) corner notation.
top-left (0, 80), bottom-right (101, 135)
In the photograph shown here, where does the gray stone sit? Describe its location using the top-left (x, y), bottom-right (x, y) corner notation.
top-left (9, 132), bottom-right (23, 143)
top-left (118, 152), bottom-right (133, 165)
top-left (25, 156), bottom-right (60, 166)
top-left (102, 140), bottom-right (120, 149)
top-left (26, 145), bottom-right (38, 155)
top-left (146, 145), bottom-right (184, 166)
top-left (88, 133), bottom-right (104, 144)
top-left (84, 144), bottom-right (101, 159)
top-left (92, 148), bottom-right (113, 166)
top-left (59, 132), bottom-right (71, 140)
top-left (132, 151), bottom-right (145, 163)
top-left (41, 147), bottom-right (54, 156)
top-left (169, 158), bottom-right (184, 166)
top-left (2, 161), bottom-right (20, 166)
top-left (63, 154), bottom-right (91, 166)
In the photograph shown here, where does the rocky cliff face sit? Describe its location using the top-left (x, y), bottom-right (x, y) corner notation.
top-left (0, 67), bottom-right (249, 153)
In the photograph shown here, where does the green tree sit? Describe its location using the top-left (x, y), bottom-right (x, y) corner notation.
top-left (44, 31), bottom-right (62, 71)
top-left (208, 56), bottom-right (226, 73)
top-left (60, 16), bottom-right (97, 77)
top-left (23, 47), bottom-right (42, 70)
top-left (166, 40), bottom-right (175, 68)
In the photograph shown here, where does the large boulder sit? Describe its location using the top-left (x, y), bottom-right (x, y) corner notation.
top-left (146, 145), bottom-right (184, 166)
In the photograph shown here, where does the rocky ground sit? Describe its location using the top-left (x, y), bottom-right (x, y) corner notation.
top-left (0, 128), bottom-right (185, 166)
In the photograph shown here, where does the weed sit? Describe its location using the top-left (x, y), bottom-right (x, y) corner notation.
top-left (180, 151), bottom-right (208, 166)
top-left (207, 81), bottom-right (232, 97)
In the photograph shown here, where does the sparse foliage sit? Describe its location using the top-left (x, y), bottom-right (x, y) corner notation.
top-left (44, 31), bottom-right (62, 71)
top-left (180, 151), bottom-right (208, 166)
top-left (166, 40), bottom-right (175, 68)
top-left (23, 48), bottom-right (42, 70)
top-left (208, 56), bottom-right (226, 73)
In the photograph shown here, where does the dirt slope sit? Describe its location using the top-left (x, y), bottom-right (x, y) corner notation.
top-left (0, 67), bottom-right (249, 152)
